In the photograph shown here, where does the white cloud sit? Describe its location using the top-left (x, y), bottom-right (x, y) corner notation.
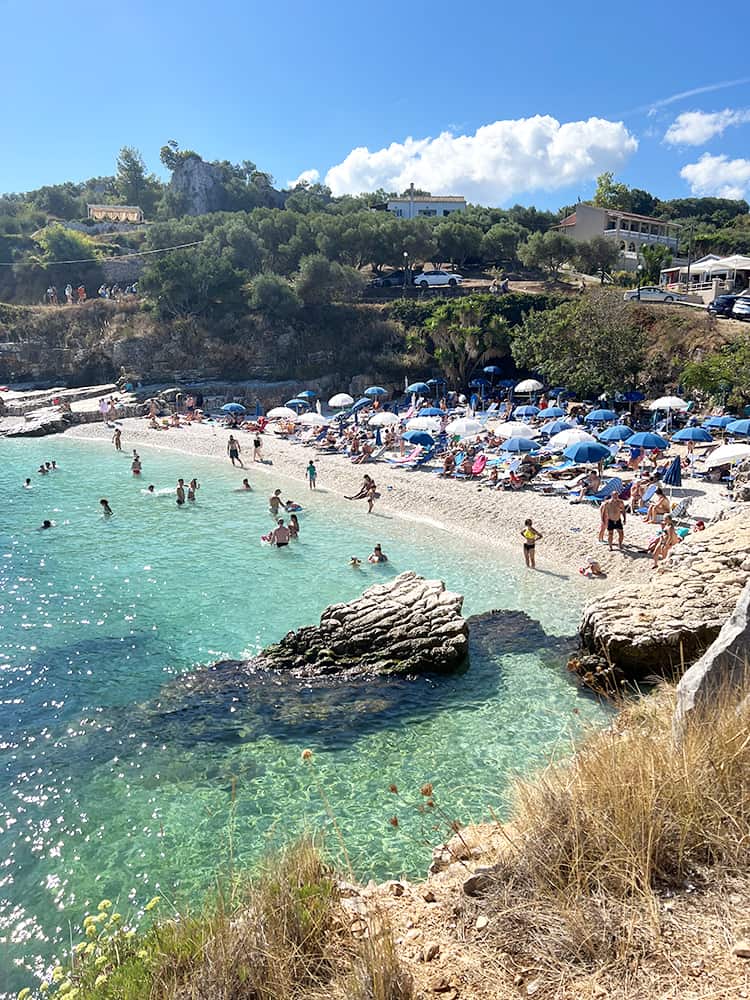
top-left (680, 153), bottom-right (750, 199)
top-left (324, 116), bottom-right (638, 204)
top-left (287, 168), bottom-right (320, 188)
top-left (664, 108), bottom-right (750, 145)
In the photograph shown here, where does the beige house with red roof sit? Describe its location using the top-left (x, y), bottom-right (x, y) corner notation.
top-left (556, 203), bottom-right (681, 269)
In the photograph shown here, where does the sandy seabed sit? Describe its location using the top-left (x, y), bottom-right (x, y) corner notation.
top-left (62, 417), bottom-right (687, 591)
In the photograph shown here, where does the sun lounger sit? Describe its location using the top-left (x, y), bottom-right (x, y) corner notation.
top-left (573, 476), bottom-right (624, 504)
top-left (635, 483), bottom-right (658, 514)
top-left (400, 446), bottom-right (435, 469)
top-left (388, 447), bottom-right (422, 466)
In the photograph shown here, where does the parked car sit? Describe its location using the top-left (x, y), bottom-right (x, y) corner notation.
top-left (623, 286), bottom-right (682, 302)
top-left (372, 269), bottom-right (408, 287)
top-left (708, 294), bottom-right (740, 318)
top-left (732, 296), bottom-right (750, 321)
top-left (414, 269), bottom-right (463, 288)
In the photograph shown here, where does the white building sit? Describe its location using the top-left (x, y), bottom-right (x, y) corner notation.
top-left (660, 253), bottom-right (750, 301)
top-left (385, 194), bottom-right (466, 219)
top-left (555, 203), bottom-right (681, 270)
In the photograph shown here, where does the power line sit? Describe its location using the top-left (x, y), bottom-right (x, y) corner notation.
top-left (0, 239), bottom-right (205, 267)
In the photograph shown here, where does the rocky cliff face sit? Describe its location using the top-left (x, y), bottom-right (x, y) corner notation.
top-left (575, 510), bottom-right (750, 688)
top-left (169, 157), bottom-right (228, 215)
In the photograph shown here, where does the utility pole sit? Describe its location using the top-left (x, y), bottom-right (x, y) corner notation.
top-left (684, 222), bottom-right (694, 293)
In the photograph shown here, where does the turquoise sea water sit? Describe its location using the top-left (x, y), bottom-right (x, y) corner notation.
top-left (0, 435), bottom-right (608, 991)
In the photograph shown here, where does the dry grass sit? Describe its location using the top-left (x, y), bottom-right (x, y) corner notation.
top-left (483, 682), bottom-right (750, 973)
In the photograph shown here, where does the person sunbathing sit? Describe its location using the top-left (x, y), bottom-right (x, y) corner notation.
top-left (652, 514), bottom-right (680, 568)
top-left (458, 456), bottom-right (473, 476)
top-left (644, 487), bottom-right (670, 523)
top-left (441, 453), bottom-right (456, 476)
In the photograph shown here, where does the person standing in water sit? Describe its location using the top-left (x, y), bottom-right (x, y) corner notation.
top-left (131, 451), bottom-right (142, 476)
top-left (176, 479), bottom-right (186, 506)
top-left (100, 499), bottom-right (113, 517)
top-left (112, 428), bottom-right (122, 451)
top-left (288, 513), bottom-right (300, 539)
top-left (227, 435), bottom-right (244, 468)
top-left (306, 460), bottom-right (317, 490)
top-left (269, 489), bottom-right (284, 516)
top-left (521, 518), bottom-right (542, 569)
top-left (187, 478), bottom-right (199, 502)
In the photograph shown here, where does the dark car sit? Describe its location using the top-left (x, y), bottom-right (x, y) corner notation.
top-left (372, 270), bottom-right (407, 287)
top-left (708, 294), bottom-right (740, 318)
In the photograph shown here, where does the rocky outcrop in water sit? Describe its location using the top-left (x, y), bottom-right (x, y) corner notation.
top-left (261, 571), bottom-right (468, 678)
top-left (575, 511), bottom-right (750, 688)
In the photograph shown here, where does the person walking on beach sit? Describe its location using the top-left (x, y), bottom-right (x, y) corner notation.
top-left (602, 491), bottom-right (626, 552)
top-left (306, 460), bottom-right (317, 490)
top-left (227, 434), bottom-right (244, 468)
top-left (112, 428), bottom-right (122, 451)
top-left (521, 518), bottom-right (542, 569)
top-left (253, 434), bottom-right (263, 462)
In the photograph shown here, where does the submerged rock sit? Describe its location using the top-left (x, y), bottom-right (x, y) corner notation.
top-left (261, 571), bottom-right (468, 678)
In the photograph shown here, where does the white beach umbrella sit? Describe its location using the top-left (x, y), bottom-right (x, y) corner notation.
top-left (267, 406), bottom-right (298, 420)
top-left (328, 392), bottom-right (354, 408)
top-left (297, 412), bottom-right (330, 426)
top-left (706, 443), bottom-right (750, 468)
top-left (489, 421), bottom-right (539, 439)
top-left (515, 378), bottom-right (544, 393)
top-left (649, 396), bottom-right (688, 411)
top-left (548, 428), bottom-right (597, 451)
top-left (407, 416), bottom-right (442, 432)
top-left (369, 411), bottom-right (399, 427)
top-left (445, 417), bottom-right (484, 437)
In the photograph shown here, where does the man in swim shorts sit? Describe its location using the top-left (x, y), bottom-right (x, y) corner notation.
top-left (269, 489), bottom-right (283, 516)
top-left (270, 519), bottom-right (291, 547)
top-left (176, 479), bottom-right (186, 506)
top-left (602, 491), bottom-right (626, 552)
top-left (227, 435), bottom-right (244, 468)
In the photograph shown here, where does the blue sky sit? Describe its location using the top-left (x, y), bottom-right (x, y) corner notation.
top-left (2, 0), bottom-right (750, 209)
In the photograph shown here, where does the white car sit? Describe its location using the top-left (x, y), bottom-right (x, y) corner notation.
top-left (414, 269), bottom-right (463, 288)
top-left (732, 296), bottom-right (750, 320)
top-left (623, 286), bottom-right (682, 302)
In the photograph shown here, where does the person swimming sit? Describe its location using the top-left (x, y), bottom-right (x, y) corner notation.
top-left (100, 498), bottom-right (113, 517)
top-left (368, 544), bottom-right (388, 564)
top-left (40, 519), bottom-right (53, 529)
top-left (237, 478), bottom-right (252, 491)
top-left (38, 465), bottom-right (47, 475)
top-left (146, 484), bottom-right (155, 494)
top-left (349, 556), bottom-right (362, 568)
top-left (23, 478), bottom-right (32, 489)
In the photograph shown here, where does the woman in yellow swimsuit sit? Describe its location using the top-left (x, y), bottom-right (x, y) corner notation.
top-left (521, 518), bottom-right (543, 569)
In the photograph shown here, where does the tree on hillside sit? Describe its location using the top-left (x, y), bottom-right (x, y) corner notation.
top-left (33, 224), bottom-right (102, 264)
top-left (424, 298), bottom-right (512, 385)
top-left (140, 247), bottom-right (244, 318)
top-left (640, 243), bottom-right (673, 283)
top-left (248, 273), bottom-right (301, 320)
top-left (593, 172), bottom-right (633, 212)
top-left (115, 147), bottom-right (161, 215)
top-left (434, 220), bottom-right (482, 268)
top-left (518, 231), bottom-right (575, 280)
top-left (480, 224), bottom-right (523, 265)
top-left (574, 236), bottom-right (621, 283)
top-left (294, 253), bottom-right (365, 306)
top-left (511, 290), bottom-right (646, 397)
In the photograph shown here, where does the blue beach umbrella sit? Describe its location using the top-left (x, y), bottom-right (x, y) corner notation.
top-left (539, 405), bottom-right (565, 418)
top-left (563, 441), bottom-right (612, 464)
top-left (598, 424), bottom-right (634, 442)
top-left (221, 402), bottom-right (246, 414)
top-left (672, 426), bottom-right (713, 443)
top-left (628, 431), bottom-right (670, 450)
top-left (703, 415), bottom-right (736, 429)
top-left (540, 418), bottom-right (574, 436)
top-left (374, 427), bottom-right (382, 446)
top-left (662, 455), bottom-right (683, 488)
top-left (364, 386), bottom-right (387, 397)
top-left (402, 430), bottom-right (434, 447)
top-left (585, 408), bottom-right (618, 423)
top-left (498, 379), bottom-right (515, 388)
top-left (351, 397), bottom-right (372, 411)
top-left (469, 378), bottom-right (491, 388)
top-left (483, 365), bottom-right (503, 375)
top-left (297, 389), bottom-right (317, 399)
top-left (548, 386), bottom-right (568, 397)
top-left (726, 419), bottom-right (750, 436)
top-left (621, 390), bottom-right (645, 402)
top-left (501, 437), bottom-right (541, 453)
top-left (285, 398), bottom-right (309, 410)
top-left (514, 404), bottom-right (540, 418)
top-left (418, 407), bottom-right (444, 417)
top-left (406, 382), bottom-right (430, 394)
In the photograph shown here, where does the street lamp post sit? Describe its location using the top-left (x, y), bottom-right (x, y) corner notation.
top-left (402, 250), bottom-right (409, 298)
top-left (636, 263), bottom-right (644, 301)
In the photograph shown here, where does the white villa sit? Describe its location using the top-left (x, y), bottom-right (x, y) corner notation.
top-left (384, 194), bottom-right (466, 219)
top-left (660, 253), bottom-right (750, 301)
top-left (555, 203), bottom-right (681, 270)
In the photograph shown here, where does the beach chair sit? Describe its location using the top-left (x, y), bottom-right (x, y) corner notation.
top-left (401, 446), bottom-right (436, 469)
top-left (433, 451), bottom-right (464, 475)
top-left (387, 447), bottom-right (422, 466)
top-left (635, 483), bottom-right (658, 514)
top-left (576, 476), bottom-right (624, 504)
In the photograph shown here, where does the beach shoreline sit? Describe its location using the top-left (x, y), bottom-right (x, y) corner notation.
top-left (63, 417), bottom-right (680, 590)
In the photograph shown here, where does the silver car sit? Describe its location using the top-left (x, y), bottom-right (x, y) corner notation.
top-left (623, 286), bottom-right (681, 302)
top-left (732, 296), bottom-right (750, 320)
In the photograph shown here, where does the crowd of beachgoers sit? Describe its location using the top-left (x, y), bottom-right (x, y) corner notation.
top-left (55, 379), bottom-right (746, 586)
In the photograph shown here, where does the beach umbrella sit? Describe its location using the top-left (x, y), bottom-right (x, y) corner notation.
top-left (498, 379), bottom-right (516, 388)
top-left (418, 406), bottom-right (444, 417)
top-left (539, 405), bottom-right (565, 418)
top-left (285, 398), bottom-right (309, 410)
top-left (649, 395), bottom-right (688, 411)
top-left (501, 436), bottom-right (541, 453)
top-left (548, 386), bottom-right (567, 396)
top-left (627, 431), bottom-right (670, 450)
top-left (726, 418), bottom-right (750, 436)
top-left (369, 411), bottom-right (399, 427)
top-left (364, 386), bottom-right (387, 397)
top-left (490, 421), bottom-right (539, 438)
top-left (328, 392), bottom-right (354, 408)
top-left (703, 415), bottom-right (736, 429)
top-left (267, 406), bottom-right (297, 420)
top-left (672, 426), bottom-right (713, 443)
top-left (297, 389), bottom-right (317, 399)
top-left (483, 365), bottom-right (503, 375)
top-left (407, 416), bottom-right (442, 432)
top-left (445, 417), bottom-right (483, 437)
top-left (563, 441), bottom-right (612, 464)
top-left (706, 443), bottom-right (750, 468)
top-left (598, 424), bottom-right (634, 442)
top-left (540, 418), bottom-right (574, 436)
top-left (469, 377), bottom-right (491, 387)
top-left (515, 378), bottom-right (543, 393)
top-left (584, 408), bottom-right (618, 423)
top-left (548, 428), bottom-right (597, 450)
top-left (406, 382), bottom-right (430, 394)
top-left (402, 430), bottom-right (434, 447)
top-left (351, 397), bottom-right (372, 411)
top-left (621, 390), bottom-right (645, 402)
top-left (221, 402), bottom-right (246, 414)
top-left (513, 404), bottom-right (540, 418)
top-left (297, 412), bottom-right (330, 426)
top-left (662, 455), bottom-right (683, 488)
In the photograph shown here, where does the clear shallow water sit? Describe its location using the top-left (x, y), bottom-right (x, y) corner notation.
top-left (0, 436), bottom-right (608, 991)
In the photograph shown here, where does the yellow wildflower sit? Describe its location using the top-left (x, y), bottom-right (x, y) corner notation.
top-left (144, 896), bottom-right (160, 912)
top-left (57, 981), bottom-right (72, 995)
top-left (82, 915), bottom-right (97, 928)
top-left (94, 974), bottom-right (108, 988)
top-left (85, 924), bottom-right (97, 938)
top-left (17, 988), bottom-right (31, 1000)
top-left (84, 942), bottom-right (96, 956)
top-left (94, 954), bottom-right (109, 969)
top-left (40, 984), bottom-right (50, 994)
top-left (51, 967), bottom-right (64, 983)
top-left (108, 912), bottom-right (121, 924)
top-left (97, 899), bottom-right (112, 911)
